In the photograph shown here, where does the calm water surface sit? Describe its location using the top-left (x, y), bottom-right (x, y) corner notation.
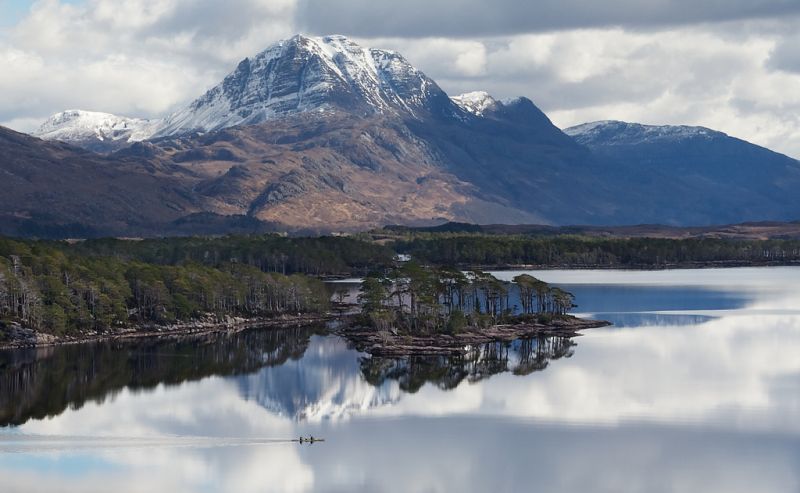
top-left (1, 267), bottom-right (799, 493)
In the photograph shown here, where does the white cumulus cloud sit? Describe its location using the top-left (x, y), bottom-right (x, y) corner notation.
top-left (2, 0), bottom-right (800, 158)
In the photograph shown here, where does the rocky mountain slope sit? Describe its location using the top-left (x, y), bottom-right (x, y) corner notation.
top-left (0, 126), bottom-right (202, 237)
top-left (147, 111), bottom-right (541, 231)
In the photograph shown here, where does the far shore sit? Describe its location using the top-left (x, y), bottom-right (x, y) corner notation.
top-left (455, 260), bottom-right (800, 272)
top-left (320, 261), bottom-right (800, 282)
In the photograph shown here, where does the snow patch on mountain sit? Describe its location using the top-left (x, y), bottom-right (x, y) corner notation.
top-left (451, 91), bottom-right (498, 116)
top-left (565, 120), bottom-right (724, 146)
top-left (34, 110), bottom-right (155, 145)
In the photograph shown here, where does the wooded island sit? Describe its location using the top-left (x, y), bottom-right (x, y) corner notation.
top-left (359, 263), bottom-right (575, 333)
top-left (342, 262), bottom-right (606, 356)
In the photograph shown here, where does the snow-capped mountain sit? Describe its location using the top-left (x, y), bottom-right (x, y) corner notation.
top-left (154, 34), bottom-right (455, 138)
top-left (35, 35), bottom-right (458, 150)
top-left (33, 110), bottom-right (155, 152)
top-left (31, 35), bottom-right (559, 159)
top-left (565, 120), bottom-right (722, 146)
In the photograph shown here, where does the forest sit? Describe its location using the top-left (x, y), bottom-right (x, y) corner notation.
top-left (0, 237), bottom-right (332, 338)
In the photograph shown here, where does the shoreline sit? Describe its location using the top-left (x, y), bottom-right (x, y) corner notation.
top-left (322, 263), bottom-right (800, 284)
top-left (0, 313), bottom-right (333, 351)
top-left (337, 316), bottom-right (610, 357)
top-left (1, 313), bottom-right (609, 355)
top-left (457, 260), bottom-right (800, 272)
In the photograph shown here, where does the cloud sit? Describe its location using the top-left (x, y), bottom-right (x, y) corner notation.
top-left (0, 0), bottom-right (297, 129)
top-left (297, 0), bottom-right (800, 38)
top-left (2, 0), bottom-right (800, 159)
top-left (8, 379), bottom-right (316, 493)
top-left (362, 37), bottom-right (488, 78)
top-left (13, 0), bottom-right (296, 63)
top-left (365, 26), bottom-right (800, 158)
top-left (0, 42), bottom-right (207, 121)
top-left (767, 33), bottom-right (800, 73)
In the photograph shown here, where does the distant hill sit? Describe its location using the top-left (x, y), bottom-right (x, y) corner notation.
top-left (565, 120), bottom-right (800, 225)
top-left (384, 220), bottom-right (800, 240)
top-left (0, 126), bottom-right (202, 237)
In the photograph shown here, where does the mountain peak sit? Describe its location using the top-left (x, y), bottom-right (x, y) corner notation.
top-left (451, 91), bottom-right (498, 116)
top-left (154, 34), bottom-right (450, 137)
top-left (565, 120), bottom-right (724, 146)
top-left (450, 93), bottom-right (551, 126)
top-left (33, 35), bottom-right (462, 150)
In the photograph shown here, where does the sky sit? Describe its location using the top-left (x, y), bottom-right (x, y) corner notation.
top-left (1, 0), bottom-right (800, 157)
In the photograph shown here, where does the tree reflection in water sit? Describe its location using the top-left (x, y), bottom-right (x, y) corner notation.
top-left (0, 325), bottom-right (325, 427)
top-left (360, 335), bottom-right (576, 393)
top-left (1, 329), bottom-right (580, 426)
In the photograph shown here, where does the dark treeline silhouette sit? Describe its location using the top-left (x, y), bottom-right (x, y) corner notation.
top-left (393, 235), bottom-right (800, 267)
top-left (68, 235), bottom-right (394, 276)
top-left (0, 324), bottom-right (324, 426)
top-left (359, 263), bottom-right (573, 334)
top-left (360, 336), bottom-right (576, 392)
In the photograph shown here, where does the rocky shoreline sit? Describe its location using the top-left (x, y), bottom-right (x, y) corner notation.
top-left (1, 313), bottom-right (610, 356)
top-left (0, 313), bottom-right (332, 350)
top-left (337, 316), bottom-right (610, 357)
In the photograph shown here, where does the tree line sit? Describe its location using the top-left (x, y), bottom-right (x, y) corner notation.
top-left (392, 235), bottom-right (800, 267)
top-left (66, 234), bottom-right (394, 276)
top-left (359, 263), bottom-right (574, 334)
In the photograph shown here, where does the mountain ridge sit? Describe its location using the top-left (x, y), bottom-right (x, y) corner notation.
top-left (6, 35), bottom-right (800, 236)
top-left (33, 110), bottom-right (156, 153)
